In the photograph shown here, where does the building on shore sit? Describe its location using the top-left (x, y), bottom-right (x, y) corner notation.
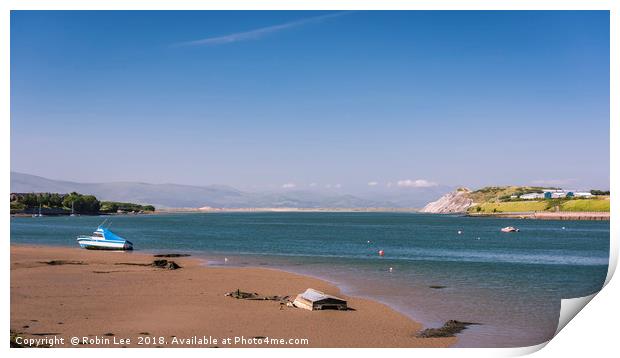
top-left (520, 189), bottom-right (594, 200)
top-left (520, 193), bottom-right (545, 200)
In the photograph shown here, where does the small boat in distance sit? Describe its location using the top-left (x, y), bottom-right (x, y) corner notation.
top-left (77, 222), bottom-right (133, 250)
top-left (501, 226), bottom-right (520, 233)
top-left (33, 204), bottom-right (43, 217)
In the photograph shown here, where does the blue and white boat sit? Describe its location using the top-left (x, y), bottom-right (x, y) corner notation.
top-left (77, 224), bottom-right (133, 250)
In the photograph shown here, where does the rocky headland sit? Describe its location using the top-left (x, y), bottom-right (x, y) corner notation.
top-left (420, 188), bottom-right (473, 214)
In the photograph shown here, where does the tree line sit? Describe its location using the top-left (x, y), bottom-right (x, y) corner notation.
top-left (590, 190), bottom-right (610, 196)
top-left (10, 192), bottom-right (155, 214)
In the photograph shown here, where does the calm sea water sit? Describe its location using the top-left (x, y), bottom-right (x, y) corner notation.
top-left (11, 212), bottom-right (609, 347)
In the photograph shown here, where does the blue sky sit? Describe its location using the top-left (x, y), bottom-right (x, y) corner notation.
top-left (11, 11), bottom-right (610, 191)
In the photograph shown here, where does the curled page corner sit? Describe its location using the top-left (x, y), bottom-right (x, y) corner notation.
top-left (505, 341), bottom-right (549, 356)
top-left (544, 242), bottom-right (616, 351)
top-left (511, 293), bottom-right (600, 356)
top-left (555, 293), bottom-right (597, 336)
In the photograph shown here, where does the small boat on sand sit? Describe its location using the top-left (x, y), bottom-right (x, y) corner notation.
top-left (501, 226), bottom-right (519, 233)
top-left (77, 223), bottom-right (133, 250)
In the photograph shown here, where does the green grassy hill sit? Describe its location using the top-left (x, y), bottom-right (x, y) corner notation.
top-left (474, 201), bottom-right (549, 213)
top-left (466, 186), bottom-right (609, 213)
top-left (559, 198), bottom-right (610, 212)
top-left (467, 186), bottom-right (552, 204)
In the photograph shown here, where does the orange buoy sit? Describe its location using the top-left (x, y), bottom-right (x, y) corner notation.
top-left (378, 250), bottom-right (385, 257)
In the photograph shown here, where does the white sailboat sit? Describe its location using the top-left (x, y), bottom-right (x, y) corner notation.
top-left (33, 204), bottom-right (43, 217)
top-left (70, 201), bottom-right (76, 217)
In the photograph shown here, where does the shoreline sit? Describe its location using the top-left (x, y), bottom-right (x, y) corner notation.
top-left (466, 211), bottom-right (610, 220)
top-left (10, 244), bottom-right (456, 348)
top-left (156, 207), bottom-right (421, 213)
top-left (10, 212), bottom-right (156, 218)
top-left (13, 209), bottom-right (609, 221)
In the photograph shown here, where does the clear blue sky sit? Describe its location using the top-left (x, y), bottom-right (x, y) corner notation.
top-left (11, 11), bottom-right (610, 191)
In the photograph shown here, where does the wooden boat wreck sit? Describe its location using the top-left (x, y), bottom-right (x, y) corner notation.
top-left (293, 288), bottom-right (348, 311)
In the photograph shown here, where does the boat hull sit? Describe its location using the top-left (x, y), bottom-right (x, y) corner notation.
top-left (501, 227), bottom-right (519, 233)
top-left (77, 238), bottom-right (133, 251)
top-left (76, 225), bottom-right (134, 251)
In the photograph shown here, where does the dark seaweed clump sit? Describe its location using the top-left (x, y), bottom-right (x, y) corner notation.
top-left (152, 259), bottom-right (181, 270)
top-left (416, 320), bottom-right (479, 338)
top-left (153, 254), bottom-right (191, 258)
top-left (40, 260), bottom-right (85, 266)
top-left (225, 289), bottom-right (289, 302)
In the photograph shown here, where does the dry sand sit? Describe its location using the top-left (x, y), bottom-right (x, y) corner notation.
top-left (11, 245), bottom-right (456, 348)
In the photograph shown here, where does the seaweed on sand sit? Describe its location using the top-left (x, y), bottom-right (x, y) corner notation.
top-left (153, 254), bottom-right (191, 258)
top-left (225, 289), bottom-right (290, 302)
top-left (115, 260), bottom-right (182, 270)
top-left (152, 259), bottom-right (181, 270)
top-left (39, 260), bottom-right (85, 266)
top-left (416, 320), bottom-right (479, 338)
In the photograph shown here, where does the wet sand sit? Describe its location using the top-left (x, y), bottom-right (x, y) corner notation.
top-left (10, 245), bottom-right (456, 348)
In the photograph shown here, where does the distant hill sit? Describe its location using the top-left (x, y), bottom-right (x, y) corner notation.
top-left (11, 172), bottom-right (248, 208)
top-left (362, 185), bottom-right (452, 208)
top-left (11, 172), bottom-right (429, 209)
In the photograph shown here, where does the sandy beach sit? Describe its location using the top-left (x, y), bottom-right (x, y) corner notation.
top-left (10, 245), bottom-right (456, 348)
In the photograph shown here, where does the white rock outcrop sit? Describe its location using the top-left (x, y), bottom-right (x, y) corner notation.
top-left (420, 188), bottom-right (473, 213)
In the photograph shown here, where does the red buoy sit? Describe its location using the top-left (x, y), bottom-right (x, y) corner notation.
top-left (378, 250), bottom-right (385, 257)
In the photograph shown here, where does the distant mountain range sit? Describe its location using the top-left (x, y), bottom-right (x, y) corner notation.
top-left (11, 172), bottom-right (450, 209)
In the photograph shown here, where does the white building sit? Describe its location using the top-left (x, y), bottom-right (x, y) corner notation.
top-left (520, 193), bottom-right (544, 200)
top-left (520, 189), bottom-right (594, 200)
